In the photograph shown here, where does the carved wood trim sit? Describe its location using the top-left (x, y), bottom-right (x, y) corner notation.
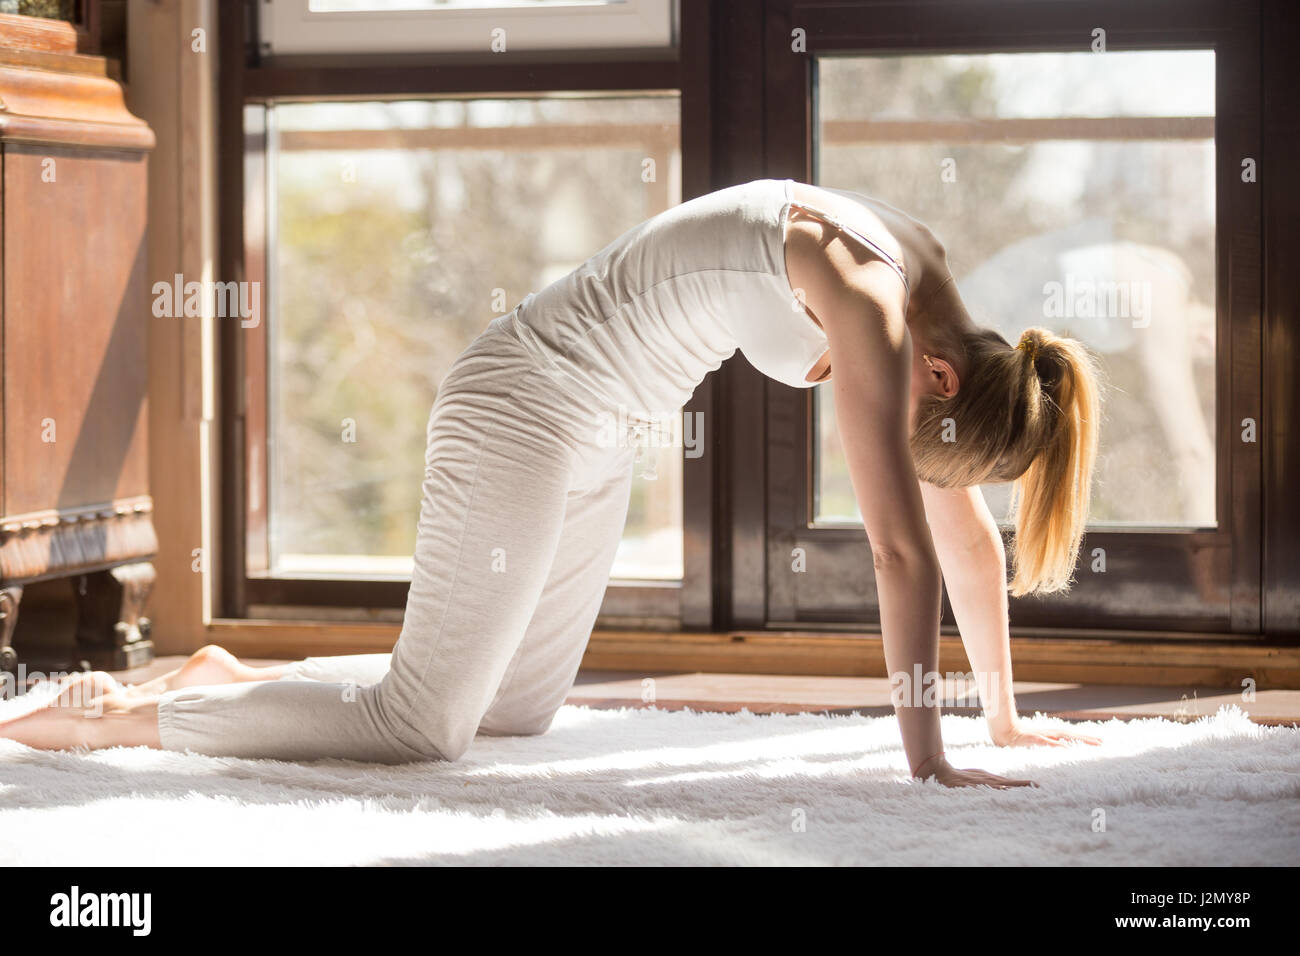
top-left (74, 561), bottom-right (156, 654)
top-left (0, 58), bottom-right (154, 151)
top-left (0, 45), bottom-right (107, 76)
top-left (0, 495), bottom-right (159, 584)
top-left (0, 12), bottom-right (78, 55)
top-left (0, 585), bottom-right (21, 673)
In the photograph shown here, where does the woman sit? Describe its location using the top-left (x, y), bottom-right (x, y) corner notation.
top-left (3, 179), bottom-right (1102, 786)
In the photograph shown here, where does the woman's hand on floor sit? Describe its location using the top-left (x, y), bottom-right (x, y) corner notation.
top-left (990, 718), bottom-right (1102, 749)
top-left (918, 756), bottom-right (1038, 789)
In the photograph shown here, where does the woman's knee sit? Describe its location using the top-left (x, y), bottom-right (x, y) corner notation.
top-left (388, 724), bottom-right (474, 763)
top-left (417, 716), bottom-right (479, 762)
top-left (377, 709), bottom-right (554, 762)
top-left (478, 708), bottom-right (558, 740)
top-left (365, 682), bottom-right (478, 763)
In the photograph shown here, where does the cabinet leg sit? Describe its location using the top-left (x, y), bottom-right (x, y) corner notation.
top-left (0, 585), bottom-right (21, 676)
top-left (73, 563), bottom-right (155, 670)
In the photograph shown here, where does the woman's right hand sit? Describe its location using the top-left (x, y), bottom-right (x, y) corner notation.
top-left (919, 756), bottom-right (1038, 790)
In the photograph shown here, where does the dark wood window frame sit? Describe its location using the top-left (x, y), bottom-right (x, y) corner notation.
top-left (759, 0), bottom-right (1265, 636)
top-left (216, 0), bottom-right (717, 628)
top-left (216, 0), bottom-right (1300, 645)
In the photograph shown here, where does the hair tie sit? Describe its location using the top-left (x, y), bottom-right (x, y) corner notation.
top-left (1017, 337), bottom-right (1040, 362)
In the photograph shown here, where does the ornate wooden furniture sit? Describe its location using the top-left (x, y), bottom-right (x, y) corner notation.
top-left (0, 12), bottom-right (156, 674)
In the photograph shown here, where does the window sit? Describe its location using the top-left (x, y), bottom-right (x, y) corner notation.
top-left (814, 51), bottom-right (1217, 530)
top-left (759, 1), bottom-right (1260, 632)
top-left (222, 0), bottom-right (1283, 639)
top-left (244, 94), bottom-right (685, 593)
top-left (260, 0), bottom-right (677, 55)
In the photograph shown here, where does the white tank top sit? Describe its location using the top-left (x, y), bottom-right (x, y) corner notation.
top-left (504, 178), bottom-right (908, 418)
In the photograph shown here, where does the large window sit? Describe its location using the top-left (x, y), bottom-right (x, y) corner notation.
top-left (221, 0), bottom-right (1285, 639)
top-left (814, 51), bottom-right (1217, 530)
top-left (758, 1), bottom-right (1261, 632)
top-left (245, 94), bottom-right (684, 590)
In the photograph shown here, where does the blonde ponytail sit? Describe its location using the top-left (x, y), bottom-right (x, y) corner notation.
top-left (909, 325), bottom-right (1103, 597)
top-left (1005, 328), bottom-right (1102, 596)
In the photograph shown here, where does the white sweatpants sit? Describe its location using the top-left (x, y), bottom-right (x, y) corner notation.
top-left (157, 316), bottom-right (635, 762)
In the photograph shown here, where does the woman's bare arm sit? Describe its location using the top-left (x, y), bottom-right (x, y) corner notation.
top-left (785, 221), bottom-right (1034, 786)
top-left (822, 278), bottom-right (945, 777)
top-left (918, 483), bottom-right (1017, 732)
top-left (919, 482), bottom-right (1102, 748)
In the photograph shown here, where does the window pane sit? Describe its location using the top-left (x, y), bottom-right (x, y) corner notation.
top-left (814, 51), bottom-right (1216, 528)
top-left (261, 95), bottom-right (683, 580)
top-left (275, 0), bottom-right (672, 55)
top-left (311, 1), bottom-right (620, 9)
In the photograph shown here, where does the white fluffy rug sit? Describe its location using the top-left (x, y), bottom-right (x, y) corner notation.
top-left (1, 693), bottom-right (1297, 866)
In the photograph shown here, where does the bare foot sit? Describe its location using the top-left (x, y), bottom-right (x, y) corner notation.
top-left (52, 671), bottom-right (124, 707)
top-left (125, 644), bottom-right (286, 697)
top-left (1, 689), bottom-right (161, 751)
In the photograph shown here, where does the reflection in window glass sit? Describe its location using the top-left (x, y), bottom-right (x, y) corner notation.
top-left (263, 95), bottom-right (683, 580)
top-left (814, 52), bottom-right (1216, 528)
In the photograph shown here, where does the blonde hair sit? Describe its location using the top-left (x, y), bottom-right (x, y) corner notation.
top-left (910, 326), bottom-right (1102, 596)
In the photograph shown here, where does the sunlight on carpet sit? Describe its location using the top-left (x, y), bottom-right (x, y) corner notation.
top-left (1, 699), bottom-right (1296, 866)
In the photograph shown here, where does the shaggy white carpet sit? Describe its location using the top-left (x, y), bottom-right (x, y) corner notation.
top-left (1, 691), bottom-right (1297, 866)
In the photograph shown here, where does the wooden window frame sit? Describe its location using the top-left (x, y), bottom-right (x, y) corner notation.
top-left (216, 0), bottom-right (718, 627)
top-left (215, 0), bottom-right (1300, 646)
top-left (757, 0), bottom-right (1265, 636)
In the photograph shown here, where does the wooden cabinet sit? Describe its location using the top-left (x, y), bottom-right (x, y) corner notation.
top-left (0, 13), bottom-right (156, 673)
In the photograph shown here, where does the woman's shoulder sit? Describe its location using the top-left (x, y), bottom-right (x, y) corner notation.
top-left (794, 182), bottom-right (946, 263)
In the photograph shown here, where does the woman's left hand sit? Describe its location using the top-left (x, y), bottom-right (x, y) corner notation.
top-left (991, 719), bottom-right (1101, 748)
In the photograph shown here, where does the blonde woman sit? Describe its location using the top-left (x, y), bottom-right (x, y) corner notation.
top-left (3, 179), bottom-right (1102, 786)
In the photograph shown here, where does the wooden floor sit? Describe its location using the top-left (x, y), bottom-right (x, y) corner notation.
top-left (112, 657), bottom-right (1300, 727)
